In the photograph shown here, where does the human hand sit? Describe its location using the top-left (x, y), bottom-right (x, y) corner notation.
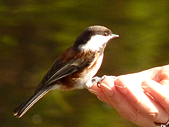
top-left (88, 65), bottom-right (169, 127)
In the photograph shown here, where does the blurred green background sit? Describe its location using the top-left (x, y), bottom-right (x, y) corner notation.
top-left (0, 0), bottom-right (169, 127)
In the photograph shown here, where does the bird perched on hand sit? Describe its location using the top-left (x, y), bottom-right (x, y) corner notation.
top-left (13, 25), bottom-right (119, 118)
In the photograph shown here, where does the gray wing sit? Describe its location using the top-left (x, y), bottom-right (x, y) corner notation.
top-left (34, 57), bottom-right (93, 93)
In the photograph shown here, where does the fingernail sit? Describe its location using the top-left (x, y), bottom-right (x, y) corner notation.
top-left (141, 85), bottom-right (148, 89)
top-left (149, 113), bottom-right (156, 119)
top-left (100, 83), bottom-right (111, 90)
top-left (88, 89), bottom-right (99, 95)
top-left (100, 83), bottom-right (113, 96)
top-left (115, 84), bottom-right (127, 94)
top-left (97, 96), bottom-right (104, 102)
top-left (141, 84), bottom-right (148, 90)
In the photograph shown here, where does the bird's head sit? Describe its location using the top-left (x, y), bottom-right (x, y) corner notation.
top-left (73, 25), bottom-right (119, 52)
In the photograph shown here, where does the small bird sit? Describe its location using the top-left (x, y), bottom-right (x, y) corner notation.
top-left (13, 25), bottom-right (119, 118)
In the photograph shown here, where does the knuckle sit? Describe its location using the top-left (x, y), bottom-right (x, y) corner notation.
top-left (158, 95), bottom-right (169, 107)
top-left (119, 111), bottom-right (137, 122)
top-left (159, 96), bottom-right (167, 103)
top-left (113, 96), bottom-right (125, 104)
top-left (132, 98), bottom-right (143, 106)
top-left (115, 76), bottom-right (127, 85)
top-left (159, 67), bottom-right (169, 81)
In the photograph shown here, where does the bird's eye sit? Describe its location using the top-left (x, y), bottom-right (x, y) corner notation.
top-left (103, 32), bottom-right (108, 36)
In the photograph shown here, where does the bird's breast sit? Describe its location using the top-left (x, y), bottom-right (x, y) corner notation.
top-left (60, 53), bottom-right (104, 90)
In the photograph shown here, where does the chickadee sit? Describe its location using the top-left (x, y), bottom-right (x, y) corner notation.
top-left (13, 25), bottom-right (119, 118)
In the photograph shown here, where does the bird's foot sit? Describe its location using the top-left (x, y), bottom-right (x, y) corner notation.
top-left (86, 75), bottom-right (116, 88)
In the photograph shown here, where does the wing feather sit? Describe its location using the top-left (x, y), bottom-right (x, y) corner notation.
top-left (35, 49), bottom-right (95, 93)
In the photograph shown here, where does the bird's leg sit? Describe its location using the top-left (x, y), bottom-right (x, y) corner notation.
top-left (86, 75), bottom-right (116, 88)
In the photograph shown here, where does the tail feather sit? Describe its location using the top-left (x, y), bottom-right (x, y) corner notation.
top-left (13, 86), bottom-right (53, 118)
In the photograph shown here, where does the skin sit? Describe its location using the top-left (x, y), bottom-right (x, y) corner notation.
top-left (88, 64), bottom-right (169, 127)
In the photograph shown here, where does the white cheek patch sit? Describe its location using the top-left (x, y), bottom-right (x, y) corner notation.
top-left (80, 35), bottom-right (112, 52)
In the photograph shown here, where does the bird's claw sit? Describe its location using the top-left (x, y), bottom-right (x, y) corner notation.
top-left (86, 75), bottom-right (116, 88)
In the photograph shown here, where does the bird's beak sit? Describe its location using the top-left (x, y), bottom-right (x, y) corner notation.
top-left (111, 34), bottom-right (119, 38)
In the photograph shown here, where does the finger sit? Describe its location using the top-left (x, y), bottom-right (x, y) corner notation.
top-left (100, 78), bottom-right (156, 127)
top-left (88, 83), bottom-right (103, 94)
top-left (88, 83), bottom-right (111, 104)
top-left (142, 80), bottom-right (169, 115)
top-left (115, 76), bottom-right (168, 123)
top-left (154, 65), bottom-right (169, 85)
